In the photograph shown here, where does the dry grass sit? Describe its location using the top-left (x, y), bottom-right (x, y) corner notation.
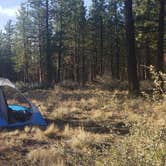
top-left (27, 147), bottom-right (65, 166)
top-left (44, 124), bottom-right (59, 138)
top-left (0, 80), bottom-right (165, 165)
top-left (64, 126), bottom-right (103, 150)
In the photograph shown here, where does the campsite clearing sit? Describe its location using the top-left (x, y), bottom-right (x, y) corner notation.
top-left (0, 82), bottom-right (165, 165)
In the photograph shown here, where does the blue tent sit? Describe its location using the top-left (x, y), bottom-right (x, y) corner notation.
top-left (0, 78), bottom-right (47, 127)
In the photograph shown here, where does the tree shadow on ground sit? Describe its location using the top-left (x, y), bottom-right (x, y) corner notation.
top-left (0, 145), bottom-right (29, 166)
top-left (46, 117), bottom-right (130, 135)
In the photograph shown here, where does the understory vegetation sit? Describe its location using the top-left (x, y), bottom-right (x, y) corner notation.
top-left (0, 77), bottom-right (165, 166)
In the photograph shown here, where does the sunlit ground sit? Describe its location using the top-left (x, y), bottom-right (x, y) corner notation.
top-left (0, 79), bottom-right (166, 166)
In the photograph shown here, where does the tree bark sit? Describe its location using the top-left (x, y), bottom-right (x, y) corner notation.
top-left (125, 0), bottom-right (139, 93)
top-left (145, 39), bottom-right (151, 79)
top-left (45, 0), bottom-right (52, 83)
top-left (114, 2), bottom-right (120, 80)
top-left (157, 0), bottom-right (165, 72)
top-left (23, 15), bottom-right (29, 82)
top-left (57, 13), bottom-right (63, 83)
top-left (82, 35), bottom-right (86, 87)
top-left (100, 16), bottom-right (104, 75)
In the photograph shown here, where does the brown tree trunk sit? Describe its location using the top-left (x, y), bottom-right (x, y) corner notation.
top-left (23, 16), bottom-right (29, 83)
top-left (45, 0), bottom-right (52, 84)
top-left (100, 16), bottom-right (104, 76)
top-left (57, 13), bottom-right (63, 83)
top-left (145, 39), bottom-right (151, 79)
top-left (114, 2), bottom-right (120, 80)
top-left (81, 35), bottom-right (86, 87)
top-left (125, 0), bottom-right (139, 93)
top-left (157, 0), bottom-right (165, 72)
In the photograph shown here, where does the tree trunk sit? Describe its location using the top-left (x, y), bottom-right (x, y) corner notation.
top-left (23, 17), bottom-right (29, 83)
top-left (145, 39), bottom-right (151, 79)
top-left (100, 16), bottom-right (104, 76)
top-left (93, 32), bottom-right (98, 79)
top-left (82, 35), bottom-right (86, 87)
top-left (156, 0), bottom-right (165, 72)
top-left (45, 0), bottom-right (52, 83)
top-left (125, 0), bottom-right (139, 93)
top-left (114, 2), bottom-right (120, 80)
top-left (57, 13), bottom-right (63, 83)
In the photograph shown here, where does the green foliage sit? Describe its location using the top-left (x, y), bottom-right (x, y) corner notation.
top-left (0, 0), bottom-right (165, 89)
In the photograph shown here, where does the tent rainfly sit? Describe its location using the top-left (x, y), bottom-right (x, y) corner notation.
top-left (0, 78), bottom-right (46, 127)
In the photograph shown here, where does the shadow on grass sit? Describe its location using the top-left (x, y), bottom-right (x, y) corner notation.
top-left (46, 117), bottom-right (130, 135)
top-left (0, 145), bottom-right (29, 166)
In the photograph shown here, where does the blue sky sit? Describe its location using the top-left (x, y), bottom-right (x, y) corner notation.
top-left (0, 0), bottom-right (92, 29)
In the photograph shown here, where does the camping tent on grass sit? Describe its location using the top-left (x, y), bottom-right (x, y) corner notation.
top-left (0, 78), bottom-right (46, 127)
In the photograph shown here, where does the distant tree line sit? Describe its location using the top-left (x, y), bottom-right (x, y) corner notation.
top-left (0, 0), bottom-right (165, 93)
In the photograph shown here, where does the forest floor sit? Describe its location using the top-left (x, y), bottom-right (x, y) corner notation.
top-left (0, 78), bottom-right (165, 166)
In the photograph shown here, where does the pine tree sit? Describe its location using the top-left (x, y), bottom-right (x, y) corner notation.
top-left (14, 4), bottom-right (32, 82)
top-left (125, 0), bottom-right (139, 93)
top-left (157, 0), bottom-right (165, 72)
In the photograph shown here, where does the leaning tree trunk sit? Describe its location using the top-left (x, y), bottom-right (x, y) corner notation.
top-left (125, 0), bottom-right (139, 94)
top-left (157, 0), bottom-right (165, 72)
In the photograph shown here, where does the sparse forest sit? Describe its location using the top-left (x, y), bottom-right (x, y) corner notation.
top-left (0, 0), bottom-right (166, 165)
top-left (0, 0), bottom-right (165, 92)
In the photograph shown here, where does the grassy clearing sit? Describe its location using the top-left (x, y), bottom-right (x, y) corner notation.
top-left (0, 80), bottom-right (165, 165)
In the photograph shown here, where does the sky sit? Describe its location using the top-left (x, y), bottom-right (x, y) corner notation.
top-left (0, 0), bottom-right (92, 29)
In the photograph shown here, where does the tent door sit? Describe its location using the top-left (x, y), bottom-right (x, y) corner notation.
top-left (0, 88), bottom-right (8, 121)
